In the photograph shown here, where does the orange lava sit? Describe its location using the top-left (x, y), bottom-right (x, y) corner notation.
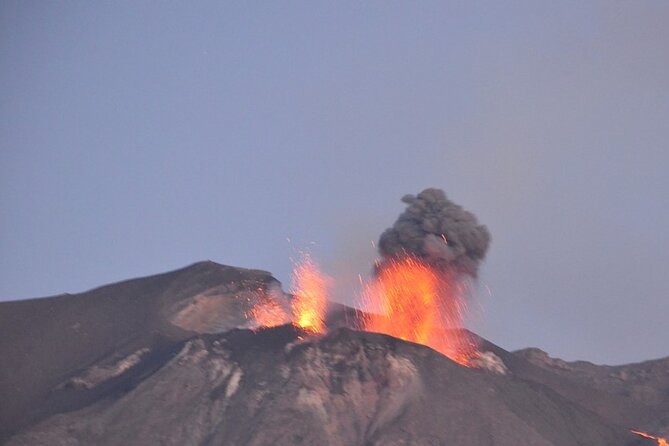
top-left (631, 430), bottom-right (669, 446)
top-left (290, 253), bottom-right (328, 334)
top-left (360, 256), bottom-right (477, 366)
top-left (247, 297), bottom-right (289, 329)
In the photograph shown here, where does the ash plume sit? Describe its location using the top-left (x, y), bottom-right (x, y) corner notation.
top-left (378, 188), bottom-right (490, 276)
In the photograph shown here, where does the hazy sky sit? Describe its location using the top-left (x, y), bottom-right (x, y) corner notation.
top-left (2, 1), bottom-right (667, 364)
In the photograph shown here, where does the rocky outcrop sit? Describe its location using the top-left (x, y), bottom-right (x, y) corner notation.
top-left (514, 348), bottom-right (573, 371)
top-left (64, 348), bottom-right (151, 390)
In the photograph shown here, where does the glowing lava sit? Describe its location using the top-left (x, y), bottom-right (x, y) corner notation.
top-left (631, 430), bottom-right (669, 446)
top-left (246, 252), bottom-right (477, 363)
top-left (290, 253), bottom-right (328, 334)
top-left (360, 256), bottom-right (478, 366)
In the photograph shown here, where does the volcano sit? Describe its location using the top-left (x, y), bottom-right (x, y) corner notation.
top-left (1, 261), bottom-right (667, 445)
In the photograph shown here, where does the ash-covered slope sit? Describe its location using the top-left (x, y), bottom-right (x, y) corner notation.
top-left (1, 261), bottom-right (666, 445)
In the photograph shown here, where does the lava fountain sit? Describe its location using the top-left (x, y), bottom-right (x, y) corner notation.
top-left (290, 253), bottom-right (328, 334)
top-left (360, 256), bottom-right (478, 366)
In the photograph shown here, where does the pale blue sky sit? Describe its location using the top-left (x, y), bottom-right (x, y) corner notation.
top-left (2, 1), bottom-right (667, 364)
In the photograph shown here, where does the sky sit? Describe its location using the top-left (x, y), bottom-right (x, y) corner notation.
top-left (1, 1), bottom-right (667, 365)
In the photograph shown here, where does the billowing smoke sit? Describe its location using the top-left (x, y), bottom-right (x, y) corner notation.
top-left (378, 188), bottom-right (490, 277)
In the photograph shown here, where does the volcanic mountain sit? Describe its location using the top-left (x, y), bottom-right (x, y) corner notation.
top-left (1, 261), bottom-right (667, 445)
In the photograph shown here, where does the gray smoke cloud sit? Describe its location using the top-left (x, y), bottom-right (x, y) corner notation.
top-left (378, 188), bottom-right (491, 277)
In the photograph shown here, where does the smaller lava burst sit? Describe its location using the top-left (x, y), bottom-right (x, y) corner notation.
top-left (290, 253), bottom-right (328, 334)
top-left (247, 297), bottom-right (289, 329)
top-left (631, 430), bottom-right (669, 446)
top-left (359, 256), bottom-right (478, 366)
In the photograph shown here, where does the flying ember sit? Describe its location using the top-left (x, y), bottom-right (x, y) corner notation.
top-left (359, 256), bottom-right (478, 366)
top-left (290, 253), bottom-right (328, 334)
top-left (631, 430), bottom-right (669, 446)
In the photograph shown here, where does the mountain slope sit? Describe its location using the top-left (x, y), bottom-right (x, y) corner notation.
top-left (7, 326), bottom-right (630, 446)
top-left (0, 261), bottom-right (278, 441)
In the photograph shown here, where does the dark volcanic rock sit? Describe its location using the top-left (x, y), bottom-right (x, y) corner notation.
top-left (7, 326), bottom-right (627, 446)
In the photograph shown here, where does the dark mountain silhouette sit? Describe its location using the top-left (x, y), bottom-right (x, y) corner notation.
top-left (1, 261), bottom-right (666, 445)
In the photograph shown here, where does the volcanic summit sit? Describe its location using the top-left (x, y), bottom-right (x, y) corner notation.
top-left (1, 261), bottom-right (668, 446)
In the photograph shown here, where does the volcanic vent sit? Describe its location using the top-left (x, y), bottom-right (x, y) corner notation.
top-left (242, 188), bottom-right (492, 366)
top-left (359, 189), bottom-right (490, 365)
